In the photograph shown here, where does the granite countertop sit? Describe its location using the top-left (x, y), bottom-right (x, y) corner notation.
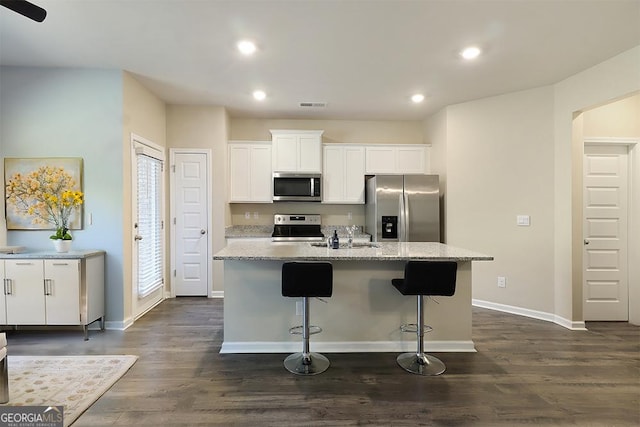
top-left (213, 241), bottom-right (492, 262)
top-left (0, 249), bottom-right (106, 259)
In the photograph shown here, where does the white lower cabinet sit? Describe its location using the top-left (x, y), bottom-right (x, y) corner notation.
top-left (0, 253), bottom-right (105, 339)
top-left (5, 260), bottom-right (45, 325)
top-left (44, 259), bottom-right (81, 325)
top-left (0, 262), bottom-right (4, 324)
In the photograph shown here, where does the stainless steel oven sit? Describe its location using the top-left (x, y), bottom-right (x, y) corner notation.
top-left (273, 173), bottom-right (321, 202)
top-left (271, 214), bottom-right (324, 242)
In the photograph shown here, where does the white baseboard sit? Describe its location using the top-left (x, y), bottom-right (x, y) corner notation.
top-left (220, 340), bottom-right (476, 354)
top-left (210, 291), bottom-right (224, 298)
top-left (553, 315), bottom-right (587, 331)
top-left (472, 299), bottom-right (587, 331)
top-left (104, 316), bottom-right (134, 331)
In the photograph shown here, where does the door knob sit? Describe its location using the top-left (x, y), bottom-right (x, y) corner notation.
top-left (200, 229), bottom-right (206, 235)
top-left (584, 239), bottom-right (590, 245)
top-left (134, 235), bottom-right (143, 241)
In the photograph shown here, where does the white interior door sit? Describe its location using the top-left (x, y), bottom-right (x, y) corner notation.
top-left (583, 145), bottom-right (629, 321)
top-left (173, 152), bottom-right (209, 296)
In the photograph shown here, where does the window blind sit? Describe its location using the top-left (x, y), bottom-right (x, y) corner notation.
top-left (136, 152), bottom-right (163, 298)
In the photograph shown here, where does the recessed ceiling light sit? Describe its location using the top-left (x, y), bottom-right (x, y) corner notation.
top-left (237, 40), bottom-right (257, 55)
top-left (460, 46), bottom-right (481, 60)
top-left (411, 94), bottom-right (425, 103)
top-left (253, 90), bottom-right (266, 101)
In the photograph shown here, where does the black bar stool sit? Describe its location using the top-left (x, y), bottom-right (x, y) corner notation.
top-left (391, 261), bottom-right (457, 375)
top-left (281, 262), bottom-right (333, 375)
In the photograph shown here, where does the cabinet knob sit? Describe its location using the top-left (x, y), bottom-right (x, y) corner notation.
top-left (134, 235), bottom-right (143, 241)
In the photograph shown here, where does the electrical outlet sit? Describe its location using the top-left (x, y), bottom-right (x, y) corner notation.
top-left (244, 212), bottom-right (250, 219)
top-left (253, 212), bottom-right (259, 219)
top-left (347, 212), bottom-right (352, 220)
top-left (296, 301), bottom-right (303, 315)
top-left (497, 276), bottom-right (506, 288)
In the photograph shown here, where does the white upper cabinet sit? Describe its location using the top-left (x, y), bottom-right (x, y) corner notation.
top-left (228, 142), bottom-right (273, 203)
top-left (365, 144), bottom-right (429, 175)
top-left (322, 144), bottom-right (365, 204)
top-left (271, 130), bottom-right (323, 173)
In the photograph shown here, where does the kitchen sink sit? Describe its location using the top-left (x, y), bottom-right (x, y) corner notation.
top-left (309, 242), bottom-right (380, 249)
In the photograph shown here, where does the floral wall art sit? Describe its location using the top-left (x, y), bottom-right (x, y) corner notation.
top-left (4, 158), bottom-right (84, 231)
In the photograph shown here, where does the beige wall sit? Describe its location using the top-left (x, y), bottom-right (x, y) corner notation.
top-left (424, 109), bottom-right (448, 241)
top-left (583, 93), bottom-right (640, 137)
top-left (230, 118), bottom-right (424, 144)
top-left (555, 45), bottom-right (640, 325)
top-left (578, 92), bottom-right (640, 325)
top-left (442, 86), bottom-right (556, 313)
top-left (122, 72), bottom-right (167, 324)
top-left (166, 105), bottom-right (229, 293)
top-left (228, 117), bottom-right (424, 228)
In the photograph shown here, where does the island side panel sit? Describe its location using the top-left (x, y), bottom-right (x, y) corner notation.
top-left (222, 260), bottom-right (473, 353)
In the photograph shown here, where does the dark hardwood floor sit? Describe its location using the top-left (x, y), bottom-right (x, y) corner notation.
top-left (5, 298), bottom-right (639, 426)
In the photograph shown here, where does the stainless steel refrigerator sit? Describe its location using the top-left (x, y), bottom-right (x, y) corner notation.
top-left (365, 175), bottom-right (440, 242)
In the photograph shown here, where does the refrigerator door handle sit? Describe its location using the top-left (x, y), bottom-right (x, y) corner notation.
top-left (403, 192), bottom-right (410, 242)
top-left (398, 193), bottom-right (404, 242)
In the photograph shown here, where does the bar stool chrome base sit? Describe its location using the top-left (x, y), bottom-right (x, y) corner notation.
top-left (284, 352), bottom-right (330, 375)
top-left (397, 352), bottom-right (446, 376)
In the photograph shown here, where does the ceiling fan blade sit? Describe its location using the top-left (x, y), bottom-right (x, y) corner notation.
top-left (0, 0), bottom-right (47, 22)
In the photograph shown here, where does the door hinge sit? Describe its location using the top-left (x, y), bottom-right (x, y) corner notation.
top-left (171, 164), bottom-right (176, 173)
top-left (173, 270), bottom-right (176, 277)
top-left (173, 217), bottom-right (176, 225)
top-left (161, 220), bottom-right (164, 230)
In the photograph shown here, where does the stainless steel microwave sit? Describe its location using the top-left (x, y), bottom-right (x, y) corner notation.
top-left (273, 173), bottom-right (322, 202)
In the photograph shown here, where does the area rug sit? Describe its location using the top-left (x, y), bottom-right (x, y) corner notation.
top-left (0, 355), bottom-right (137, 426)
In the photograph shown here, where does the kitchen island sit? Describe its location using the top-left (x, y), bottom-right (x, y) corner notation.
top-left (213, 241), bottom-right (492, 354)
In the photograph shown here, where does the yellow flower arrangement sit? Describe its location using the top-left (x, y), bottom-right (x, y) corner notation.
top-left (5, 165), bottom-right (83, 240)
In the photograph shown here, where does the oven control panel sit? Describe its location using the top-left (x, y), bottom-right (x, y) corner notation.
top-left (274, 214), bottom-right (321, 225)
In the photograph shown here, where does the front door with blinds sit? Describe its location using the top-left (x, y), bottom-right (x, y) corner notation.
top-left (132, 135), bottom-right (165, 320)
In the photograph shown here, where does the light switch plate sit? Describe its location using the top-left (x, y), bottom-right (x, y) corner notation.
top-left (497, 276), bottom-right (506, 288)
top-left (517, 215), bottom-right (530, 226)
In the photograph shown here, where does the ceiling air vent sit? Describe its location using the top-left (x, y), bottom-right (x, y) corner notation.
top-left (299, 102), bottom-right (327, 108)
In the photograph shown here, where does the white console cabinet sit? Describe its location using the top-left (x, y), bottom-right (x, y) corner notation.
top-left (0, 251), bottom-right (105, 340)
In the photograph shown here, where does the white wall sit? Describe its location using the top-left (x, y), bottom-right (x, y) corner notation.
top-left (441, 86), bottom-right (556, 314)
top-left (0, 66), bottom-right (125, 322)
